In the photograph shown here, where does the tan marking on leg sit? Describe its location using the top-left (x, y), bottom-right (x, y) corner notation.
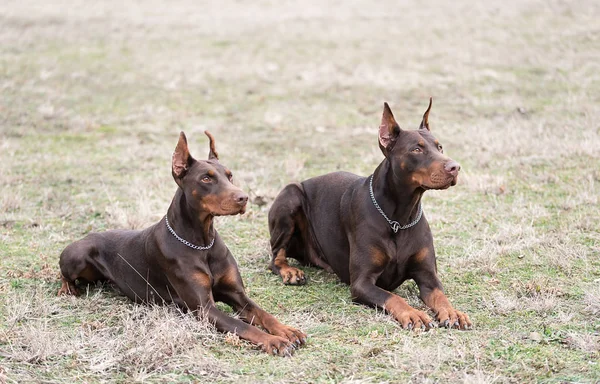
top-left (244, 305), bottom-right (307, 346)
top-left (422, 288), bottom-right (472, 329)
top-left (273, 249), bottom-right (306, 285)
top-left (384, 295), bottom-right (432, 330)
top-left (423, 288), bottom-right (450, 310)
top-left (57, 275), bottom-right (79, 296)
top-left (273, 248), bottom-right (288, 268)
top-left (187, 272), bottom-right (214, 312)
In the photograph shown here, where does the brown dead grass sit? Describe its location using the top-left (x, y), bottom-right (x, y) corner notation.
top-left (1, 288), bottom-right (229, 382)
top-left (584, 284), bottom-right (600, 317)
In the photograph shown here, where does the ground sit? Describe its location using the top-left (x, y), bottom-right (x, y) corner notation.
top-left (1, 0), bottom-right (599, 383)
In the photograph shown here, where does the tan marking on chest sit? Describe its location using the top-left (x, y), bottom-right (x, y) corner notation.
top-left (412, 247), bottom-right (429, 263)
top-left (191, 272), bottom-right (211, 288)
top-left (371, 247), bottom-right (389, 267)
top-left (217, 265), bottom-right (240, 289)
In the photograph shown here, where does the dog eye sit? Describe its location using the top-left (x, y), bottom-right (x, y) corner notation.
top-left (412, 147), bottom-right (422, 153)
top-left (201, 176), bottom-right (212, 183)
top-left (438, 145), bottom-right (443, 152)
top-left (228, 174), bottom-right (233, 181)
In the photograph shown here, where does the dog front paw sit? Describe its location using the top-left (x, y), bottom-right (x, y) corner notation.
top-left (57, 279), bottom-right (79, 296)
top-left (279, 267), bottom-right (306, 285)
top-left (394, 308), bottom-right (434, 331)
top-left (271, 325), bottom-right (307, 347)
top-left (259, 335), bottom-right (297, 357)
top-left (436, 307), bottom-right (472, 330)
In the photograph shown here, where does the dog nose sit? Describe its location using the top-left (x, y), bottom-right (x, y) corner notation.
top-left (444, 160), bottom-right (461, 176)
top-left (235, 193), bottom-right (249, 206)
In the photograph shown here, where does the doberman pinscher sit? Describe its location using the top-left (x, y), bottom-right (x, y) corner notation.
top-left (59, 131), bottom-right (306, 355)
top-left (268, 99), bottom-right (472, 330)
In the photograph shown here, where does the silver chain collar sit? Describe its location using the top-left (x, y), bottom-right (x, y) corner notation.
top-left (165, 216), bottom-right (215, 250)
top-left (369, 174), bottom-right (423, 233)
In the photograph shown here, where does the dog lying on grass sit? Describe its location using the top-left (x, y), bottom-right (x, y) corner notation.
top-left (268, 100), bottom-right (472, 330)
top-left (59, 131), bottom-right (306, 356)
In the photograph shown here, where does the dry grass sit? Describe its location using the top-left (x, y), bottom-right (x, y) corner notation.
top-left (584, 284), bottom-right (600, 317)
top-left (1, 0), bottom-right (600, 382)
top-left (1, 288), bottom-right (228, 382)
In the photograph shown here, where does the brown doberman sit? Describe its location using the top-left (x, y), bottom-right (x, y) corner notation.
top-left (59, 131), bottom-right (306, 355)
top-left (268, 99), bottom-right (472, 330)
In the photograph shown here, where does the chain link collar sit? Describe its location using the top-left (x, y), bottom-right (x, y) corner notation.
top-left (368, 174), bottom-right (423, 233)
top-left (165, 216), bottom-right (215, 250)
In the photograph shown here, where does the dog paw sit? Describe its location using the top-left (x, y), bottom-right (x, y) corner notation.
top-left (394, 308), bottom-right (434, 331)
top-left (57, 281), bottom-right (79, 296)
top-left (271, 325), bottom-right (307, 347)
top-left (260, 335), bottom-right (297, 357)
top-left (436, 307), bottom-right (472, 330)
top-left (280, 267), bottom-right (306, 285)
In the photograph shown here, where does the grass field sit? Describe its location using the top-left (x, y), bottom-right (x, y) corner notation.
top-left (1, 0), bottom-right (599, 382)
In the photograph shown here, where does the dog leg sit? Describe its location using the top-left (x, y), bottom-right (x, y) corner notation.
top-left (268, 184), bottom-right (308, 285)
top-left (272, 249), bottom-right (306, 285)
top-left (410, 248), bottom-right (472, 330)
top-left (58, 238), bottom-right (105, 296)
top-left (420, 287), bottom-right (472, 330)
top-left (169, 270), bottom-right (298, 356)
top-left (351, 279), bottom-right (433, 330)
top-left (229, 294), bottom-right (306, 347)
top-left (57, 274), bottom-right (80, 296)
top-left (349, 246), bottom-right (433, 330)
top-left (214, 265), bottom-right (306, 346)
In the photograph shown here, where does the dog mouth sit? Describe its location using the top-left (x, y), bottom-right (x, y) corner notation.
top-left (211, 201), bottom-right (247, 216)
top-left (422, 175), bottom-right (457, 190)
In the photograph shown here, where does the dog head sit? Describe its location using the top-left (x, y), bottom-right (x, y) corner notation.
top-left (378, 98), bottom-right (460, 190)
top-left (171, 131), bottom-right (248, 216)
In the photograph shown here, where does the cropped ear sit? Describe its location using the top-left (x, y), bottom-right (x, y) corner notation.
top-left (419, 97), bottom-right (433, 131)
top-left (378, 102), bottom-right (401, 155)
top-left (204, 130), bottom-right (219, 160)
top-left (172, 131), bottom-right (193, 179)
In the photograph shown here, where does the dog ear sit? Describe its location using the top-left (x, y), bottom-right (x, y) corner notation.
top-left (204, 131), bottom-right (219, 160)
top-left (172, 131), bottom-right (193, 178)
top-left (379, 102), bottom-right (401, 154)
top-left (419, 97), bottom-right (433, 131)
